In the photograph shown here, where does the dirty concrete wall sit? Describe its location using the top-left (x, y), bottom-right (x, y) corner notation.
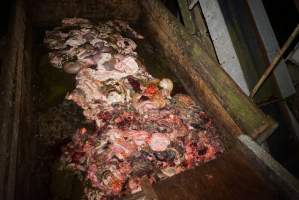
top-left (28, 0), bottom-right (140, 26)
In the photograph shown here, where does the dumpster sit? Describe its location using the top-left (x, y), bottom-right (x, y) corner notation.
top-left (0, 0), bottom-right (298, 200)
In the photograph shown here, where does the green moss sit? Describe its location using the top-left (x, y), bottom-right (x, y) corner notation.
top-left (37, 55), bottom-right (76, 107)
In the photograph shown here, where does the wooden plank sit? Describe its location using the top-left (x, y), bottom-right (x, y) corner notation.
top-left (29, 0), bottom-right (140, 26)
top-left (140, 0), bottom-right (277, 142)
top-left (177, 0), bottom-right (196, 34)
top-left (141, 178), bottom-right (159, 200)
top-left (15, 21), bottom-right (34, 200)
top-left (246, 0), bottom-right (296, 98)
top-left (6, 0), bottom-right (26, 200)
top-left (177, 0), bottom-right (218, 61)
top-left (153, 146), bottom-right (282, 200)
top-left (0, 0), bottom-right (26, 199)
top-left (238, 134), bottom-right (299, 196)
top-left (250, 23), bottom-right (299, 98)
top-left (190, 4), bottom-right (218, 60)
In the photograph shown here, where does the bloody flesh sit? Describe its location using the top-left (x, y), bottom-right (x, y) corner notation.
top-left (44, 18), bottom-right (224, 199)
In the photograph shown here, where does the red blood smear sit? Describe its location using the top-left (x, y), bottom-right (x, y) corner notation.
top-left (97, 111), bottom-right (113, 122)
top-left (145, 84), bottom-right (158, 95)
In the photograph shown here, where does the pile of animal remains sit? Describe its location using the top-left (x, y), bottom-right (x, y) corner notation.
top-left (44, 18), bottom-right (224, 199)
